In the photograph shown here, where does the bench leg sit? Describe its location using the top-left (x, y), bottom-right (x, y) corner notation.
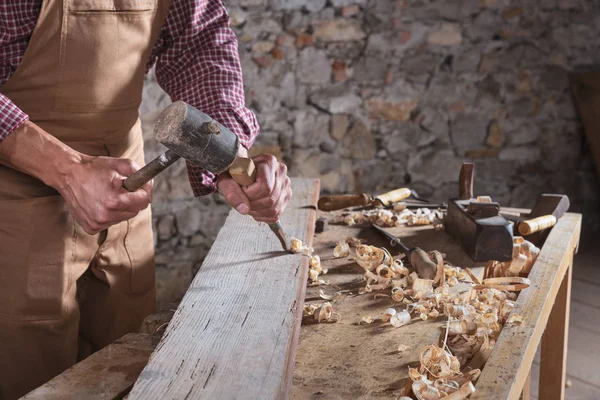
top-left (539, 259), bottom-right (573, 400)
top-left (520, 370), bottom-right (531, 400)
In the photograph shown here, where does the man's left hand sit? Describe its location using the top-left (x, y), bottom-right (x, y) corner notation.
top-left (217, 154), bottom-right (292, 224)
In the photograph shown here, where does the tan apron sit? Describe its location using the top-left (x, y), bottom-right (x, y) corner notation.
top-left (0, 0), bottom-right (171, 398)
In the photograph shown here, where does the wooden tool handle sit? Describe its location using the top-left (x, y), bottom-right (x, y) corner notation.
top-left (374, 187), bottom-right (412, 206)
top-left (123, 149), bottom-right (181, 192)
top-left (409, 248), bottom-right (438, 280)
top-left (518, 215), bottom-right (557, 236)
top-left (229, 157), bottom-right (257, 187)
top-left (317, 194), bottom-right (371, 211)
top-left (458, 163), bottom-right (474, 200)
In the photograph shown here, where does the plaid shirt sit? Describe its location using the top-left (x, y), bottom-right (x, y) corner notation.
top-left (0, 0), bottom-right (259, 196)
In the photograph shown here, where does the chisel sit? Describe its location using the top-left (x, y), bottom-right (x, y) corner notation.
top-left (371, 224), bottom-right (437, 279)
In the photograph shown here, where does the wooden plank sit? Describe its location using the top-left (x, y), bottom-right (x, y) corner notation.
top-left (471, 213), bottom-right (581, 399)
top-left (539, 260), bottom-right (572, 400)
top-left (128, 178), bottom-right (320, 400)
top-left (23, 333), bottom-right (154, 400)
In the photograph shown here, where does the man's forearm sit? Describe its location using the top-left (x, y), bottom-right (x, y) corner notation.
top-left (0, 120), bottom-right (83, 190)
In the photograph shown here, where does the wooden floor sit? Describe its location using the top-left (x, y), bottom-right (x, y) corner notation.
top-left (530, 241), bottom-right (600, 400)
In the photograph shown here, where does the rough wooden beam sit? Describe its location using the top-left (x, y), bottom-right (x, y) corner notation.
top-left (128, 178), bottom-right (320, 400)
top-left (23, 333), bottom-right (154, 400)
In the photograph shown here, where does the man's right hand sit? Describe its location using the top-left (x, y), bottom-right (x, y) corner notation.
top-left (0, 121), bottom-right (152, 235)
top-left (57, 156), bottom-right (152, 234)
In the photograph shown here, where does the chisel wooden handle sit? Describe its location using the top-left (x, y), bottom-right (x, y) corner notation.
top-left (409, 248), bottom-right (438, 280)
top-left (229, 157), bottom-right (257, 186)
top-left (518, 215), bottom-right (557, 236)
top-left (229, 156), bottom-right (289, 252)
top-left (123, 149), bottom-right (181, 192)
top-left (374, 187), bottom-right (411, 206)
top-left (317, 194), bottom-right (371, 211)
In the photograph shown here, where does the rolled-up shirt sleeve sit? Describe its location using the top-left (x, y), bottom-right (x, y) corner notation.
top-left (0, 94), bottom-right (29, 144)
top-left (150, 0), bottom-right (259, 196)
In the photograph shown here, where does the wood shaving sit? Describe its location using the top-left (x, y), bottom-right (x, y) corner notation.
top-left (318, 289), bottom-right (341, 301)
top-left (506, 314), bottom-right (523, 325)
top-left (303, 302), bottom-right (340, 323)
top-left (333, 241), bottom-right (350, 258)
top-left (332, 207), bottom-right (444, 228)
top-left (484, 237), bottom-right (540, 279)
top-left (398, 344), bottom-right (411, 352)
top-left (290, 237), bottom-right (314, 255)
top-left (390, 309), bottom-right (412, 327)
top-left (473, 277), bottom-right (531, 292)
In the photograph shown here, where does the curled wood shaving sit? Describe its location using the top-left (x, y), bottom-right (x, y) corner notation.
top-left (332, 207), bottom-right (444, 228)
top-left (318, 289), bottom-right (341, 301)
top-left (303, 302), bottom-right (340, 323)
top-left (390, 309), bottom-right (412, 327)
top-left (473, 277), bottom-right (531, 292)
top-left (290, 237), bottom-right (314, 255)
top-left (484, 237), bottom-right (540, 279)
top-left (333, 241), bottom-right (351, 258)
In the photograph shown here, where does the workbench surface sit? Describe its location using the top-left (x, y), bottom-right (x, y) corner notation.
top-left (291, 208), bottom-right (581, 400)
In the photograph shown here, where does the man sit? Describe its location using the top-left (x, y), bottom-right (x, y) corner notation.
top-left (0, 1), bottom-right (291, 398)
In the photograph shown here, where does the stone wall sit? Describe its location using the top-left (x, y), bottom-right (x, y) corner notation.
top-left (141, 0), bottom-right (600, 309)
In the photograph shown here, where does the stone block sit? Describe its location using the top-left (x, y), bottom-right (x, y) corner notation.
top-left (297, 47), bottom-right (331, 84)
top-left (366, 98), bottom-right (418, 121)
top-left (486, 120), bottom-right (505, 148)
top-left (293, 110), bottom-right (330, 148)
top-left (450, 113), bottom-right (489, 156)
top-left (407, 149), bottom-right (463, 188)
top-left (331, 114), bottom-right (349, 141)
top-left (340, 119), bottom-right (376, 159)
top-left (314, 19), bottom-right (366, 42)
top-left (175, 206), bottom-right (203, 237)
top-left (428, 23), bottom-right (463, 46)
top-left (157, 215), bottom-right (176, 241)
top-left (308, 84), bottom-right (362, 114)
top-left (499, 146), bottom-right (542, 163)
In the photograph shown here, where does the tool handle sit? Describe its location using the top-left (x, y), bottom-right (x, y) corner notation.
top-left (458, 163), bottom-right (474, 200)
top-left (518, 215), bottom-right (557, 236)
top-left (317, 194), bottom-right (371, 211)
top-left (123, 149), bottom-right (181, 192)
top-left (409, 248), bottom-right (438, 280)
top-left (374, 187), bottom-right (412, 206)
top-left (229, 157), bottom-right (257, 187)
top-left (229, 157), bottom-right (288, 251)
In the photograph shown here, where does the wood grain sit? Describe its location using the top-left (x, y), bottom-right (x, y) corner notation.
top-left (539, 256), bottom-right (572, 400)
top-left (23, 333), bottom-right (154, 400)
top-left (128, 178), bottom-right (320, 400)
top-left (471, 213), bottom-right (581, 400)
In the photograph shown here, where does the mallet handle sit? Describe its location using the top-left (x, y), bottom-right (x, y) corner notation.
top-left (123, 149), bottom-right (181, 192)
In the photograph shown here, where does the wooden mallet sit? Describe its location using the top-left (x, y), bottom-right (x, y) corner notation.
top-left (123, 101), bottom-right (289, 252)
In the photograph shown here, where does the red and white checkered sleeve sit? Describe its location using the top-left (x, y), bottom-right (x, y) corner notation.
top-left (151, 0), bottom-right (259, 197)
top-left (0, 93), bottom-right (29, 144)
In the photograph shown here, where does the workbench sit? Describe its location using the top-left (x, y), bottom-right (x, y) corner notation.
top-left (23, 202), bottom-right (581, 400)
top-left (292, 208), bottom-right (581, 400)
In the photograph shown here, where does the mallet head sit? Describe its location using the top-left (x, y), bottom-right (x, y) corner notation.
top-left (154, 101), bottom-right (240, 174)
